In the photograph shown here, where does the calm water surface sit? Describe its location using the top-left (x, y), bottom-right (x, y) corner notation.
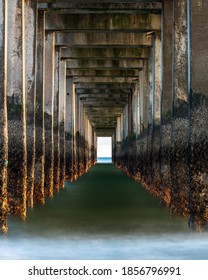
top-left (1, 164), bottom-right (208, 260)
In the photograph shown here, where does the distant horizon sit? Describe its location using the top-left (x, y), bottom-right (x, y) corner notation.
top-left (97, 137), bottom-right (112, 158)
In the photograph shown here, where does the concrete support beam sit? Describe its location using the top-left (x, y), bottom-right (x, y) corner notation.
top-left (35, 10), bottom-right (45, 205)
top-left (25, 0), bottom-right (38, 208)
top-left (44, 31), bottom-right (55, 198)
top-left (46, 13), bottom-right (161, 32)
top-left (56, 32), bottom-right (152, 47)
top-left (79, 94), bottom-right (128, 100)
top-left (66, 59), bottom-right (143, 70)
top-left (40, 2), bottom-right (162, 13)
top-left (61, 47), bottom-right (149, 60)
top-left (76, 89), bottom-right (130, 95)
top-left (75, 83), bottom-right (132, 90)
top-left (7, 0), bottom-right (27, 219)
top-left (0, 0), bottom-right (8, 233)
top-left (73, 77), bottom-right (137, 84)
top-left (66, 69), bottom-right (141, 78)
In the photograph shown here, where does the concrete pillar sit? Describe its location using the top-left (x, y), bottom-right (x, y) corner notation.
top-left (142, 60), bottom-right (149, 133)
top-left (0, 0), bottom-right (8, 233)
top-left (190, 0), bottom-right (208, 97)
top-left (120, 113), bottom-right (124, 141)
top-left (148, 48), bottom-right (153, 134)
top-left (53, 47), bottom-right (60, 192)
top-left (128, 91), bottom-right (133, 137)
top-left (123, 103), bottom-right (128, 139)
top-left (174, 0), bottom-right (188, 115)
top-left (151, 33), bottom-right (162, 191)
top-left (7, 0), bottom-right (27, 218)
top-left (25, 0), bottom-right (38, 208)
top-left (44, 31), bottom-right (55, 198)
top-left (160, 0), bottom-right (173, 204)
top-left (170, 0), bottom-right (189, 216)
top-left (91, 127), bottom-right (95, 165)
top-left (87, 119), bottom-right (92, 168)
top-left (73, 91), bottom-right (80, 179)
top-left (188, 0), bottom-right (208, 229)
top-left (136, 80), bottom-right (140, 138)
top-left (79, 100), bottom-right (85, 175)
top-left (65, 77), bottom-right (74, 181)
top-left (116, 116), bottom-right (121, 142)
top-left (34, 10), bottom-right (45, 205)
top-left (115, 116), bottom-right (122, 165)
top-left (132, 81), bottom-right (140, 138)
top-left (59, 59), bottom-right (66, 188)
top-left (154, 33), bottom-right (162, 127)
top-left (94, 130), bottom-right (97, 163)
top-left (162, 0), bottom-right (173, 121)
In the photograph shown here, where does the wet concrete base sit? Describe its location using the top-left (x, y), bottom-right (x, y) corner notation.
top-left (115, 103), bottom-right (208, 231)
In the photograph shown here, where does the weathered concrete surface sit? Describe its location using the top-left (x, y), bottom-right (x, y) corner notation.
top-left (162, 0), bottom-right (173, 118)
top-left (65, 78), bottom-right (75, 181)
top-left (191, 0), bottom-right (208, 97)
top-left (34, 10), bottom-right (45, 206)
top-left (44, 31), bottom-right (55, 198)
top-left (46, 13), bottom-right (161, 32)
top-left (53, 47), bottom-right (61, 193)
top-left (56, 32), bottom-right (152, 47)
top-left (43, 2), bottom-right (162, 13)
top-left (61, 47), bottom-right (149, 59)
top-left (7, 0), bottom-right (27, 219)
top-left (2, 0), bottom-right (208, 233)
top-left (25, 0), bottom-right (38, 208)
top-left (66, 59), bottom-right (143, 70)
top-left (67, 70), bottom-right (141, 77)
top-left (0, 0), bottom-right (8, 233)
top-left (59, 59), bottom-right (66, 188)
top-left (174, 0), bottom-right (188, 110)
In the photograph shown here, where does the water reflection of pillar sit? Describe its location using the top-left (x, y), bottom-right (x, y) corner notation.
top-left (0, 0), bottom-right (8, 233)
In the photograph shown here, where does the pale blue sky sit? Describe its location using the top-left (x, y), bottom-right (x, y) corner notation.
top-left (97, 137), bottom-right (112, 158)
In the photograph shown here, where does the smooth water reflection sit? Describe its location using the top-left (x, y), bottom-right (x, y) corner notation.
top-left (1, 164), bottom-right (208, 260)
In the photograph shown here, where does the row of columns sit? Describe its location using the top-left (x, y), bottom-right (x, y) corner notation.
top-left (114, 0), bottom-right (208, 230)
top-left (0, 1), bottom-right (96, 233)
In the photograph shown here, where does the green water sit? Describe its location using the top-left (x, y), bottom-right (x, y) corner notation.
top-left (1, 164), bottom-right (208, 259)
